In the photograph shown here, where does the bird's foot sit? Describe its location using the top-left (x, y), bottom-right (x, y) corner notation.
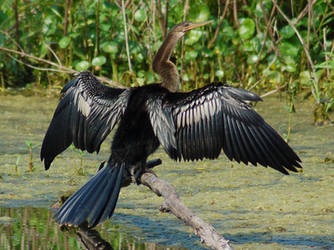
top-left (131, 159), bottom-right (162, 185)
top-left (131, 165), bottom-right (142, 185)
top-left (145, 159), bottom-right (162, 169)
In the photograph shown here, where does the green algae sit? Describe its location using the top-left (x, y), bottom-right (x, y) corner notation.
top-left (0, 94), bottom-right (334, 249)
top-left (0, 207), bottom-right (185, 250)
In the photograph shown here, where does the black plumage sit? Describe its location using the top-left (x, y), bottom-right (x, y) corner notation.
top-left (41, 21), bottom-right (302, 228)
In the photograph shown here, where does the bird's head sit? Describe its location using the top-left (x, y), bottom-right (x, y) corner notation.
top-left (169, 20), bottom-right (213, 39)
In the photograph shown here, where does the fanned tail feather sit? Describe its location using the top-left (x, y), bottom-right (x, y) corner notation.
top-left (53, 161), bottom-right (125, 227)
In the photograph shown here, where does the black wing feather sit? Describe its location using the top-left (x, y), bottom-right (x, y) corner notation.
top-left (41, 71), bottom-right (130, 170)
top-left (148, 82), bottom-right (301, 174)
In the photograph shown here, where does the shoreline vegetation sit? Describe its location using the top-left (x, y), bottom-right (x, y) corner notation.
top-left (0, 0), bottom-right (333, 123)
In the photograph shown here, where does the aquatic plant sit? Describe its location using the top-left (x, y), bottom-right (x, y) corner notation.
top-left (25, 140), bottom-right (34, 172)
top-left (70, 144), bottom-right (85, 176)
top-left (0, 0), bottom-right (333, 121)
top-left (24, 140), bottom-right (40, 172)
top-left (14, 156), bottom-right (20, 175)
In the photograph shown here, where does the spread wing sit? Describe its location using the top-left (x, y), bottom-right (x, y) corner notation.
top-left (41, 71), bottom-right (130, 170)
top-left (148, 83), bottom-right (302, 174)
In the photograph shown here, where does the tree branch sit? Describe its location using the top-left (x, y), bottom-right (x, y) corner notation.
top-left (208, 0), bottom-right (230, 48)
top-left (272, 0), bottom-right (320, 102)
top-left (121, 0), bottom-right (132, 72)
top-left (0, 45), bottom-right (124, 88)
top-left (138, 160), bottom-right (233, 250)
top-left (54, 159), bottom-right (233, 249)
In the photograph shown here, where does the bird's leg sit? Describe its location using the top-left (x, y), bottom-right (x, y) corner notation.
top-left (130, 161), bottom-right (144, 185)
top-left (145, 159), bottom-right (162, 169)
top-left (131, 159), bottom-right (162, 185)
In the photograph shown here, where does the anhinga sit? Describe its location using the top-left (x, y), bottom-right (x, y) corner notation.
top-left (41, 21), bottom-right (302, 228)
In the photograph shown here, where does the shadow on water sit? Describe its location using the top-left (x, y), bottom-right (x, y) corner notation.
top-left (0, 207), bottom-right (188, 250)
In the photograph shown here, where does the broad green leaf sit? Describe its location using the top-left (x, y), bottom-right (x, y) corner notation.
top-left (221, 23), bottom-right (235, 40)
top-left (42, 16), bottom-right (56, 35)
top-left (283, 57), bottom-right (296, 72)
top-left (92, 56), bottom-right (107, 66)
top-left (137, 70), bottom-right (145, 78)
top-left (247, 54), bottom-right (259, 64)
top-left (182, 73), bottom-right (189, 81)
top-left (59, 36), bottom-right (70, 49)
top-left (102, 42), bottom-right (118, 54)
top-left (101, 23), bottom-right (112, 32)
top-left (188, 50), bottom-right (198, 60)
top-left (241, 40), bottom-right (255, 52)
top-left (136, 53), bottom-right (144, 63)
top-left (215, 70), bottom-right (224, 78)
top-left (39, 43), bottom-right (48, 58)
top-left (188, 4), bottom-right (210, 23)
top-left (255, 0), bottom-right (272, 17)
top-left (146, 71), bottom-right (155, 83)
top-left (185, 30), bottom-right (203, 46)
top-left (315, 60), bottom-right (334, 69)
top-left (238, 18), bottom-right (255, 40)
top-left (264, 70), bottom-right (282, 85)
top-left (279, 42), bottom-right (299, 58)
top-left (134, 9), bottom-right (146, 22)
top-left (0, 10), bottom-right (8, 23)
top-left (299, 71), bottom-right (311, 85)
top-left (75, 60), bottom-right (90, 71)
top-left (280, 25), bottom-right (295, 39)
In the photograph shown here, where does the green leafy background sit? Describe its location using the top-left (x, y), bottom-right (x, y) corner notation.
top-left (0, 0), bottom-right (333, 121)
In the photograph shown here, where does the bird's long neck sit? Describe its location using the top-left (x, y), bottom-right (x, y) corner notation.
top-left (153, 31), bottom-right (183, 92)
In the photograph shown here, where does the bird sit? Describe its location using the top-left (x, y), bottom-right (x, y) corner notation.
top-left (41, 21), bottom-right (302, 228)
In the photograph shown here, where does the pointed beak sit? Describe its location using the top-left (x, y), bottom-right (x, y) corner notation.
top-left (184, 20), bottom-right (213, 31)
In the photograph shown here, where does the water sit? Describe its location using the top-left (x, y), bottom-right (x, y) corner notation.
top-left (0, 92), bottom-right (334, 249)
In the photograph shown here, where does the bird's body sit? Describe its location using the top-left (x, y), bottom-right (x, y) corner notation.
top-left (41, 21), bottom-right (302, 228)
top-left (110, 85), bottom-right (163, 165)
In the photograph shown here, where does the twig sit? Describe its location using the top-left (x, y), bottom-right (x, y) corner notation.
top-left (0, 30), bottom-right (23, 52)
top-left (233, 0), bottom-right (239, 28)
top-left (323, 28), bottom-right (330, 77)
top-left (272, 0), bottom-right (319, 102)
top-left (13, 0), bottom-right (20, 50)
top-left (95, 0), bottom-right (100, 57)
top-left (180, 0), bottom-right (189, 86)
top-left (157, 0), bottom-right (166, 38)
top-left (6, 53), bottom-right (68, 73)
top-left (260, 83), bottom-right (287, 98)
top-left (254, 0), bottom-right (276, 70)
top-left (293, 0), bottom-right (317, 25)
top-left (121, 0), bottom-right (132, 72)
top-left (208, 0), bottom-right (230, 48)
top-left (260, 1), bottom-right (281, 59)
top-left (45, 43), bottom-right (62, 66)
top-left (307, 0), bottom-right (312, 50)
top-left (164, 0), bottom-right (169, 38)
top-left (0, 46), bottom-right (124, 88)
top-left (64, 0), bottom-right (70, 36)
